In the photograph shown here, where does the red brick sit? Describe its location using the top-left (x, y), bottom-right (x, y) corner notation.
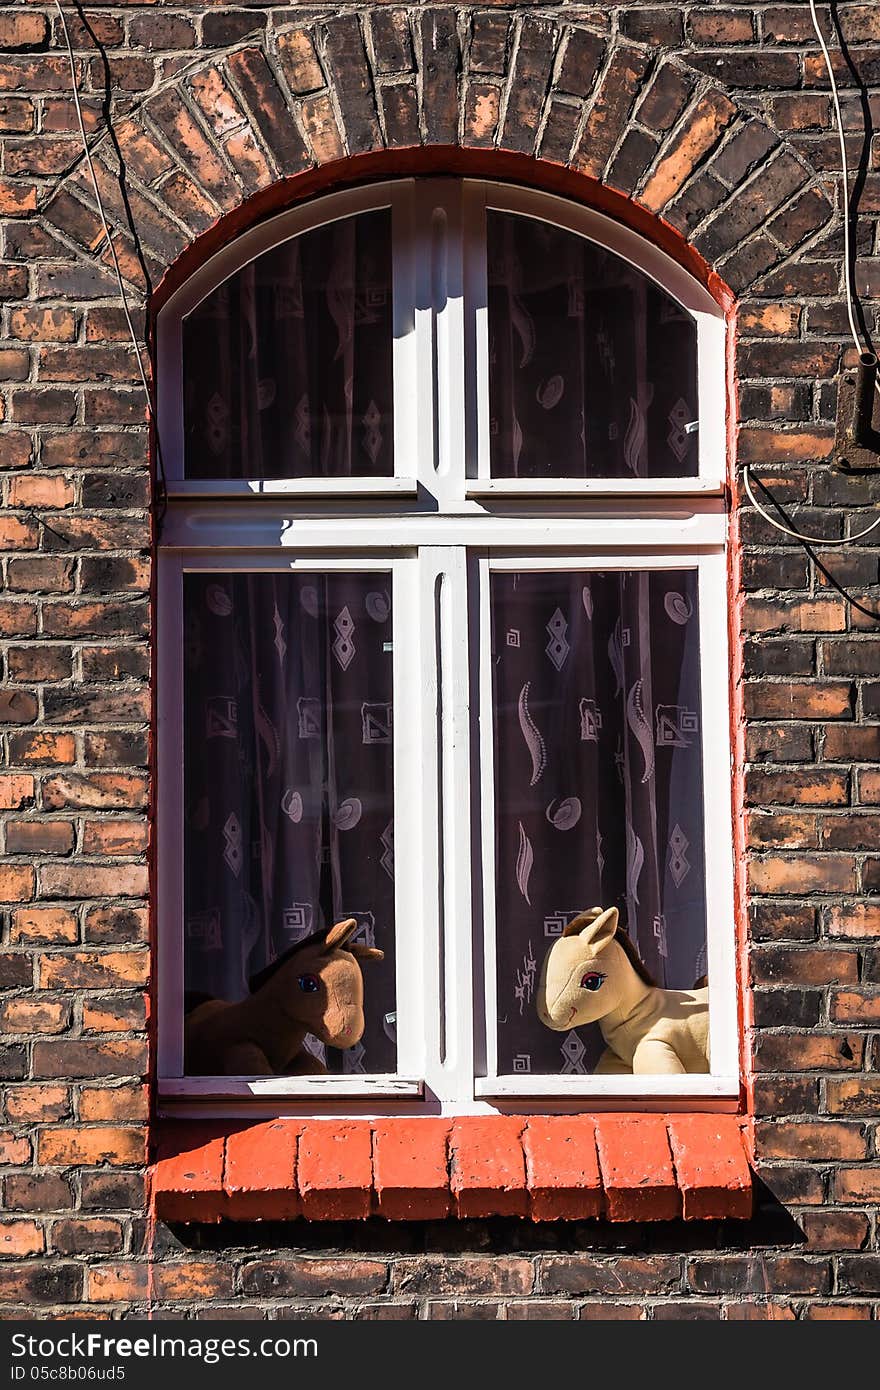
top-left (803, 1303), bottom-right (872, 1320)
top-left (7, 730), bottom-right (75, 765)
top-left (6, 556), bottom-right (74, 592)
top-left (38, 951), bottom-right (148, 990)
top-left (7, 647), bottom-right (71, 682)
top-left (753, 1032), bottom-right (864, 1072)
top-left (449, 1117), bottom-right (527, 1219)
top-left (297, 1121), bottom-right (373, 1220)
top-left (748, 854), bottom-right (856, 895)
top-left (667, 1116), bottom-right (753, 1220)
top-left (0, 997), bottom-right (69, 1033)
top-left (595, 1115), bottom-right (680, 1222)
top-left (5, 820), bottom-right (74, 856)
top-left (33, 1038), bottom-right (146, 1080)
top-left (5, 1085), bottom-right (69, 1123)
top-left (82, 820), bottom-right (148, 857)
top-left (39, 864), bottom-right (148, 900)
top-left (826, 904), bottom-right (880, 940)
top-left (89, 1261), bottom-right (232, 1302)
top-left (0, 432), bottom-right (31, 468)
top-left (51, 1217), bottom-right (123, 1256)
top-left (153, 1126), bottom-right (227, 1223)
top-left (0, 97), bottom-right (34, 132)
top-left (373, 1119), bottom-right (452, 1221)
top-left (0, 515), bottom-right (38, 549)
top-left (10, 907), bottom-right (76, 944)
top-left (800, 1210), bottom-right (871, 1252)
top-left (42, 773), bottom-right (148, 811)
top-left (573, 43), bottom-right (651, 180)
top-left (225, 48), bottom-right (307, 176)
top-left (0, 347), bottom-right (29, 380)
top-left (829, 989), bottom-right (880, 1025)
top-left (745, 681), bottom-right (852, 719)
top-left (82, 995), bottom-right (146, 1034)
top-left (755, 1121), bottom-right (867, 1162)
top-left (38, 1127), bottom-right (145, 1167)
top-left (0, 1132), bottom-right (31, 1165)
top-left (0, 774), bottom-right (33, 810)
top-left (745, 768), bottom-right (849, 808)
top-left (78, 1085), bottom-right (148, 1123)
top-left (225, 1121), bottom-right (301, 1221)
top-left (641, 89), bottom-right (736, 210)
top-left (147, 91), bottom-right (236, 211)
top-left (501, 15), bottom-right (558, 156)
top-left (160, 1261), bottom-right (238, 1300)
top-left (522, 1116), bottom-right (603, 1221)
top-left (0, 1220), bottom-right (43, 1257)
top-left (826, 1078), bottom-right (880, 1117)
top-left (299, 94), bottom-right (345, 164)
top-left (275, 27), bottom-right (324, 95)
top-left (831, 1169), bottom-right (880, 1203)
top-left (0, 864), bottom-right (34, 902)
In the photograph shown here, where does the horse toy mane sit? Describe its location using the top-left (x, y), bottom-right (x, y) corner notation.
top-left (184, 917), bottom-right (383, 1077)
top-left (536, 906), bottom-right (709, 1076)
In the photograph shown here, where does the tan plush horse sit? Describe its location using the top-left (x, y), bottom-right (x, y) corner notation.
top-left (536, 906), bottom-right (709, 1075)
top-left (185, 917), bottom-right (383, 1076)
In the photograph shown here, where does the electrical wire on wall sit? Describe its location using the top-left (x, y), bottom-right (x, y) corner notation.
top-left (56, 0), bottom-right (167, 534)
top-left (741, 0), bottom-right (880, 622)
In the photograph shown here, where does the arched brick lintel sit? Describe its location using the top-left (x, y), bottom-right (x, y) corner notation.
top-left (149, 145), bottom-right (734, 317)
top-left (41, 19), bottom-right (837, 316)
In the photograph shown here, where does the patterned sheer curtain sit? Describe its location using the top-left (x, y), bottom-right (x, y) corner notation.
top-left (491, 570), bottom-right (707, 1077)
top-left (182, 209), bottom-right (394, 481)
top-left (183, 572), bottom-right (396, 1075)
top-left (487, 211), bottom-right (699, 480)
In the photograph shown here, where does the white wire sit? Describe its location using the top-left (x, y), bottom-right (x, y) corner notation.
top-left (809, 0), bottom-right (867, 360)
top-left (742, 465), bottom-right (880, 544)
top-left (55, 1), bottom-right (154, 420)
top-left (743, 2), bottom-right (880, 548)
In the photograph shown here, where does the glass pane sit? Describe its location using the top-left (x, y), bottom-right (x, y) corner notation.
top-left (183, 209), bottom-right (393, 480)
top-left (491, 569), bottom-right (707, 1076)
top-left (487, 211), bottom-right (698, 479)
top-left (183, 571), bottom-right (395, 1076)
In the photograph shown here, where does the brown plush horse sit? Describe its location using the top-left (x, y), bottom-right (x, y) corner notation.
top-left (184, 917), bottom-right (384, 1076)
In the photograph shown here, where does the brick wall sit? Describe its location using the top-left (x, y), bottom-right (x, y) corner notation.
top-left (0, 2), bottom-right (878, 1319)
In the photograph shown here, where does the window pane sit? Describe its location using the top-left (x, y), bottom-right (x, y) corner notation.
top-left (183, 209), bottom-right (393, 480)
top-left (490, 569), bottom-right (707, 1075)
top-left (487, 212), bottom-right (698, 479)
top-left (183, 571), bottom-right (395, 1076)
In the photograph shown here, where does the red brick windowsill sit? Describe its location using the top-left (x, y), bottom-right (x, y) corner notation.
top-left (152, 1114), bottom-right (752, 1224)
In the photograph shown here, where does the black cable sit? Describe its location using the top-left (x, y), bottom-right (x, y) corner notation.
top-left (748, 471), bottom-right (880, 623)
top-left (829, 0), bottom-right (876, 356)
top-left (70, 0), bottom-right (168, 539)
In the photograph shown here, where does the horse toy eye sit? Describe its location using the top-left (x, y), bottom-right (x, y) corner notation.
top-left (580, 972), bottom-right (605, 992)
top-left (297, 973), bottom-right (320, 993)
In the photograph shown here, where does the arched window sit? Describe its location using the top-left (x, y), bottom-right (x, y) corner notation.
top-left (157, 180), bottom-right (736, 1107)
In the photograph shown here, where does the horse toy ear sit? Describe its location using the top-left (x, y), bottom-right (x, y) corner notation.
top-left (323, 918), bottom-right (384, 962)
top-left (349, 943), bottom-right (384, 963)
top-left (324, 917), bottom-right (359, 950)
top-left (563, 906), bottom-right (619, 951)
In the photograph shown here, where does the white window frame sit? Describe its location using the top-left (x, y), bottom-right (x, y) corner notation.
top-left (156, 179), bottom-right (738, 1114)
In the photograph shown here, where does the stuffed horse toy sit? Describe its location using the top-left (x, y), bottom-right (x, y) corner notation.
top-left (536, 906), bottom-right (709, 1075)
top-left (185, 917), bottom-right (383, 1076)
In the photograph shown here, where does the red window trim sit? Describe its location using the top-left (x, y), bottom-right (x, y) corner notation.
top-left (152, 1114), bottom-right (752, 1224)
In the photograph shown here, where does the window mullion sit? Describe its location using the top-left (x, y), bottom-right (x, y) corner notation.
top-left (414, 545), bottom-right (475, 1106)
top-left (410, 181), bottom-right (468, 503)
